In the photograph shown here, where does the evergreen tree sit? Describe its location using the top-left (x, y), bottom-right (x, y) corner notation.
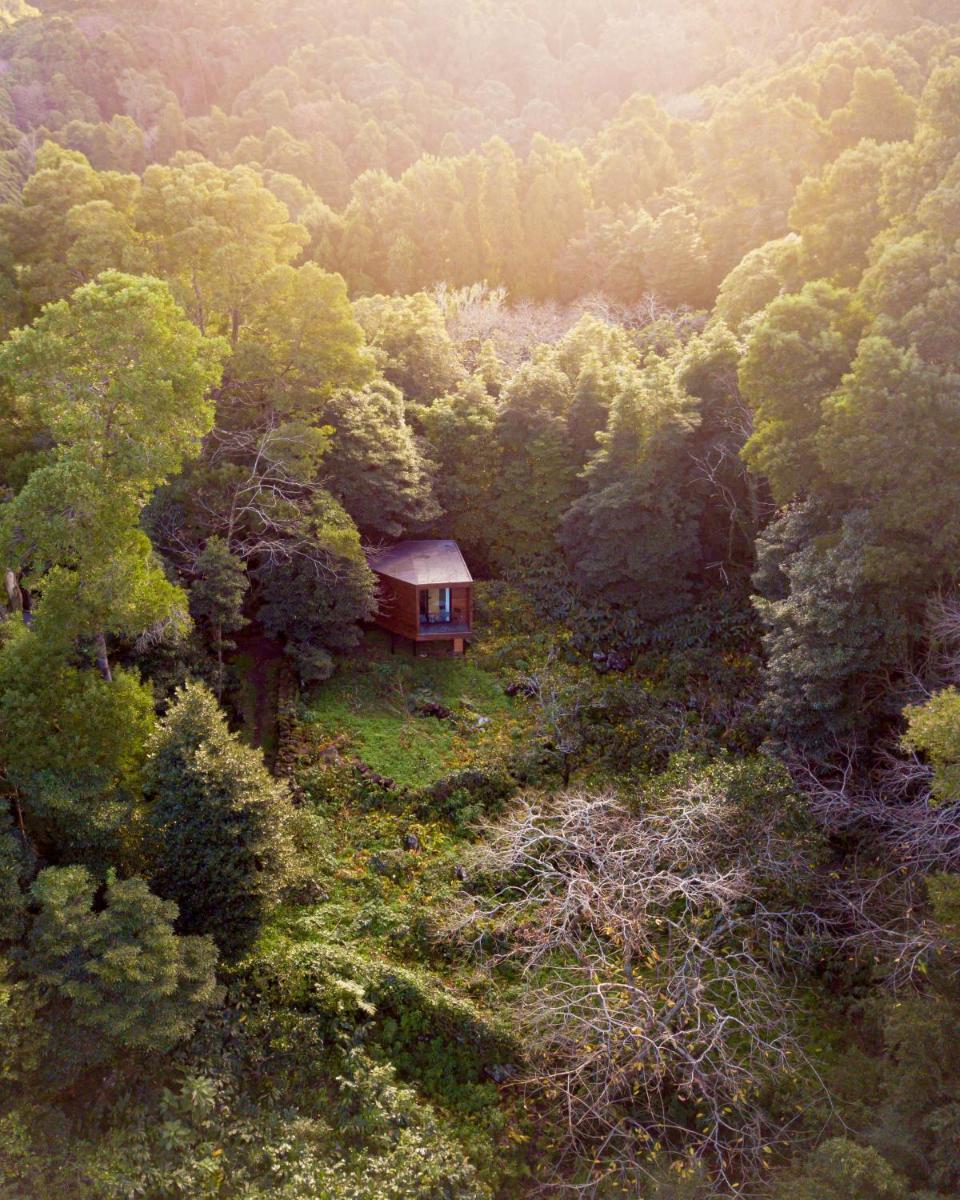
top-left (11, 865), bottom-right (219, 1092)
top-left (189, 537), bottom-right (249, 699)
top-left (145, 682), bottom-right (294, 959)
top-left (321, 379), bottom-right (438, 538)
top-left (561, 360), bottom-right (702, 614)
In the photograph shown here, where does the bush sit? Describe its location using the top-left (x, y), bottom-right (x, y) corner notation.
top-left (773, 1138), bottom-right (910, 1200)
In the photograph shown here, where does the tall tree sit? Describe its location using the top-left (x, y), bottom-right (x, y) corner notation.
top-left (561, 360), bottom-right (702, 614)
top-left (145, 681), bottom-right (294, 959)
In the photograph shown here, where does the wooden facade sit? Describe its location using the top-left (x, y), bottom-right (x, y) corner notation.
top-left (368, 540), bottom-right (473, 653)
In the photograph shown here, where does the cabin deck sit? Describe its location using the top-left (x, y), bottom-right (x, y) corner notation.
top-left (417, 620), bottom-right (471, 637)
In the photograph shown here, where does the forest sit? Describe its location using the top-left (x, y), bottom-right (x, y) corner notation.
top-left (2, 0), bottom-right (960, 1196)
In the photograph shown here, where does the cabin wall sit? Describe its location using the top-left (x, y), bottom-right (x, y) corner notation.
top-left (373, 573), bottom-right (474, 643)
top-left (451, 585), bottom-right (471, 626)
top-left (372, 572), bottom-right (420, 640)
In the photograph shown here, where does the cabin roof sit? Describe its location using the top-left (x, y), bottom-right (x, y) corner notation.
top-left (367, 539), bottom-right (473, 587)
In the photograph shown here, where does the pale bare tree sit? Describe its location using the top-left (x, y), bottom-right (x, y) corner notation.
top-left (454, 775), bottom-right (837, 1196)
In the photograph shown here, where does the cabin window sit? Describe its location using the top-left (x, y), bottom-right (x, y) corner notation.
top-left (419, 587), bottom-right (451, 624)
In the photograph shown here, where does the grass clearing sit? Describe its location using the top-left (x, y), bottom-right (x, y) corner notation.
top-left (300, 628), bottom-right (514, 789)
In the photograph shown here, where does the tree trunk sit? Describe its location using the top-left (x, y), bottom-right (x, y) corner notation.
top-left (3, 569), bottom-right (23, 619)
top-left (216, 621), bottom-right (224, 700)
top-left (95, 632), bottom-right (113, 682)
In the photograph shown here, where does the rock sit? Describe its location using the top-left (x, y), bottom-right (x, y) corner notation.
top-left (591, 649), bottom-right (630, 673)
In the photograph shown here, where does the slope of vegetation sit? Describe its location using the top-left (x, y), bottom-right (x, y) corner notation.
top-left (300, 626), bottom-right (515, 789)
top-left (2, 1), bottom-right (960, 1198)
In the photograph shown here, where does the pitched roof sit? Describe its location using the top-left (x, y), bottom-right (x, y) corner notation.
top-left (367, 539), bottom-right (473, 586)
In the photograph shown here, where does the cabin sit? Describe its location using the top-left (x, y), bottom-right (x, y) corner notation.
top-left (368, 539), bottom-right (473, 654)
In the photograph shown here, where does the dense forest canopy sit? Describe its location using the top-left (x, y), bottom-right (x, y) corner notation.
top-left (3, 1), bottom-right (960, 1197)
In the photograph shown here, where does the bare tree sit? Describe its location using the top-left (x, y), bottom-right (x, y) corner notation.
top-left (455, 774), bottom-right (835, 1196)
top-left (154, 416), bottom-right (351, 581)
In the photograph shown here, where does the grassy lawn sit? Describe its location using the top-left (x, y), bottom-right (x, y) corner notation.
top-left (300, 628), bottom-right (514, 789)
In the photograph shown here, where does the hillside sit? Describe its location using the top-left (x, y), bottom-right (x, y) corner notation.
top-left (2, 1), bottom-right (960, 1197)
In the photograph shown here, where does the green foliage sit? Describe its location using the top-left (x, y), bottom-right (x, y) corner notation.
top-left (740, 281), bottom-right (863, 504)
top-left (561, 359), bottom-right (702, 615)
top-left (353, 292), bottom-right (461, 401)
top-left (254, 548), bottom-right (375, 683)
top-left (189, 536), bottom-right (248, 696)
top-left (10, 865), bottom-right (219, 1092)
top-left (0, 269), bottom-right (225, 498)
top-left (902, 688), bottom-right (960, 801)
top-left (0, 810), bottom-right (29, 945)
top-left (774, 1138), bottom-right (910, 1200)
top-left (0, 623), bottom-right (154, 864)
top-left (301, 631), bottom-right (514, 790)
top-left (321, 379), bottom-right (438, 537)
top-left (145, 681), bottom-right (294, 959)
top-left (0, 5), bottom-right (959, 1196)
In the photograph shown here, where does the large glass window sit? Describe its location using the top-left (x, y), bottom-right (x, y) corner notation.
top-left (419, 587), bottom-right (452, 624)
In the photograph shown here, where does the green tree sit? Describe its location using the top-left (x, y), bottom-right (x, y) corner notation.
top-left (321, 379), bottom-right (438, 538)
top-left (135, 160), bottom-right (307, 345)
top-left (189, 537), bottom-right (248, 699)
top-left (492, 360), bottom-right (576, 570)
top-left (353, 292), bottom-right (462, 401)
top-left (902, 688), bottom-right (960, 802)
top-left (827, 67), bottom-right (916, 151)
top-left (145, 681), bottom-right (294, 959)
top-left (740, 281), bottom-right (863, 504)
top-left (790, 141), bottom-right (895, 285)
top-left (11, 865), bottom-right (219, 1092)
top-left (0, 272), bottom-right (226, 677)
top-left (773, 1138), bottom-right (909, 1200)
top-left (0, 270), bottom-right (225, 501)
top-left (412, 376), bottom-right (502, 571)
top-left (561, 360), bottom-right (702, 614)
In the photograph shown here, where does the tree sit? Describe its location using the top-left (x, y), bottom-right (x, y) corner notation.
top-left (11, 865), bottom-right (219, 1092)
top-left (320, 380), bottom-right (438, 538)
top-left (464, 757), bottom-right (822, 1194)
top-left (491, 360), bottom-right (576, 570)
top-left (0, 272), bottom-right (225, 681)
top-left (790, 141), bottom-right (895, 285)
top-left (739, 281), bottom-right (863, 505)
top-left (773, 1139), bottom-right (909, 1200)
top-left (827, 67), bottom-right (916, 151)
top-left (816, 335), bottom-right (960, 589)
top-left (561, 360), bottom-right (702, 615)
top-left (353, 292), bottom-right (462, 401)
top-left (902, 688), bottom-right (960, 803)
top-left (189, 537), bottom-right (248, 699)
top-left (412, 376), bottom-right (502, 570)
top-left (0, 142), bottom-right (145, 316)
top-left (0, 620), bottom-right (155, 864)
top-left (753, 504), bottom-right (908, 748)
top-left (254, 549), bottom-right (375, 683)
top-left (135, 160), bottom-right (307, 345)
top-left (145, 681), bottom-right (294, 959)
top-left (0, 270), bottom-right (226, 502)
top-left (713, 234), bottom-right (802, 333)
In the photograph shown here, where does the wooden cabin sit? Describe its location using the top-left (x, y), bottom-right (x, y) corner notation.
top-left (368, 540), bottom-right (473, 654)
